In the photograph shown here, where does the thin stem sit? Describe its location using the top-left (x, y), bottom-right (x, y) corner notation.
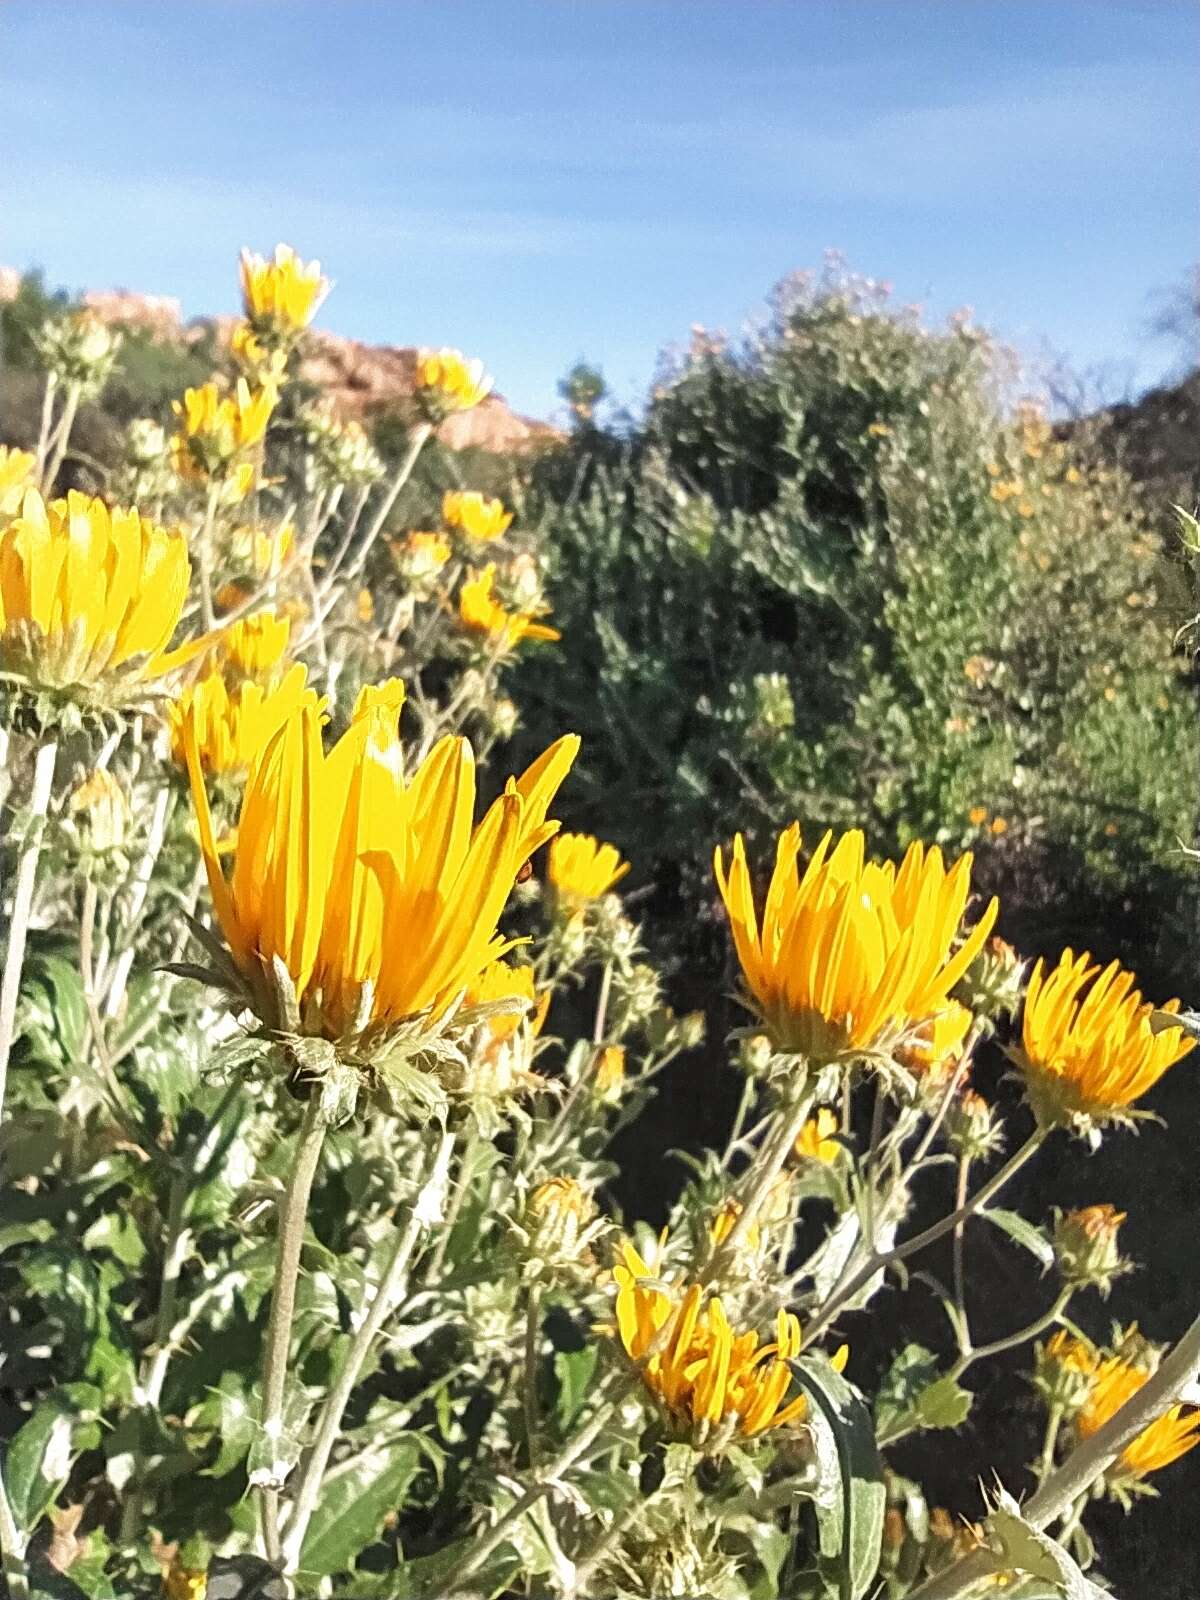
top-left (801, 1130), bottom-right (1045, 1349)
top-left (337, 423), bottom-right (432, 590)
top-left (425, 1124), bottom-right (477, 1280)
top-left (0, 738), bottom-right (57, 1131)
top-left (435, 1371), bottom-right (639, 1596)
top-left (903, 1309), bottom-right (1200, 1600)
top-left (591, 961), bottom-right (614, 1045)
top-left (258, 1095), bottom-right (328, 1565)
top-left (720, 1075), bottom-right (757, 1171)
top-left (523, 1285), bottom-right (544, 1472)
top-left (102, 787), bottom-right (173, 1022)
top-left (197, 482), bottom-right (220, 632)
top-left (567, 1489), bottom-right (650, 1597)
top-left (1039, 1404), bottom-right (1065, 1486)
top-left (41, 378), bottom-right (80, 493)
top-left (952, 1154), bottom-right (972, 1346)
top-left (33, 368), bottom-right (58, 483)
top-left (318, 483), bottom-right (370, 591)
top-left (280, 1127), bottom-right (456, 1570)
top-left (118, 1170), bottom-right (191, 1544)
top-left (703, 1093), bottom-right (812, 1282)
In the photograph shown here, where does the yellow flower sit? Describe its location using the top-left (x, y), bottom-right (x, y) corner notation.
top-left (216, 610), bottom-right (291, 680)
top-left (794, 1106), bottom-right (840, 1163)
top-left (68, 768), bottom-right (131, 854)
top-left (713, 826), bottom-right (998, 1064)
top-left (465, 959), bottom-right (536, 1040)
top-left (897, 1000), bottom-right (973, 1079)
top-left (459, 563), bottom-right (560, 646)
top-left (161, 1562), bottom-right (207, 1600)
top-left (415, 348), bottom-right (493, 414)
top-left (990, 817), bottom-right (1008, 836)
top-left (709, 1199), bottom-right (762, 1257)
top-left (239, 244), bottom-right (329, 335)
top-left (356, 587), bottom-right (375, 623)
top-left (0, 445), bottom-right (35, 514)
top-left (169, 664), bottom-right (320, 778)
top-left (0, 489), bottom-right (202, 698)
top-left (442, 490), bottom-right (513, 543)
top-left (394, 530), bottom-right (452, 582)
top-left (968, 805), bottom-right (989, 827)
top-left (1078, 1355), bottom-right (1200, 1483)
top-left (172, 379), bottom-right (276, 483)
top-left (529, 1175), bottom-right (593, 1226)
top-left (613, 1243), bottom-right (847, 1443)
top-left (1016, 949), bottom-right (1195, 1129)
top-left (547, 832), bottom-right (631, 903)
top-left (229, 322), bottom-right (289, 384)
top-left (594, 1043), bottom-right (626, 1100)
top-left (182, 680), bottom-right (578, 1040)
top-left (228, 521), bottom-right (294, 580)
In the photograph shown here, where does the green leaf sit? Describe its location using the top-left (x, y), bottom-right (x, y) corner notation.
top-left (912, 1374), bottom-right (972, 1431)
top-left (982, 1208), bottom-right (1054, 1268)
top-left (789, 1355), bottom-right (886, 1600)
top-left (554, 1344), bottom-right (599, 1431)
top-left (297, 1438), bottom-right (422, 1579)
top-left (988, 1488), bottom-right (1111, 1598)
top-left (4, 1385), bottom-right (99, 1532)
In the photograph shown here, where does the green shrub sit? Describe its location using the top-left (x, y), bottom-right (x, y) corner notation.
top-left (516, 268), bottom-right (1197, 951)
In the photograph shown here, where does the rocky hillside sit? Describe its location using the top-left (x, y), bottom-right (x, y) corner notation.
top-left (0, 271), bottom-right (558, 453)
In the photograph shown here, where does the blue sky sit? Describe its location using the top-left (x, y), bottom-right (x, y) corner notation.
top-left (3, 2), bottom-right (1196, 419)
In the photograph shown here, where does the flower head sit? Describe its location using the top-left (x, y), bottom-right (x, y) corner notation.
top-left (1016, 949), bottom-right (1195, 1131)
top-left (0, 489), bottom-right (202, 701)
top-left (442, 490), bottom-right (513, 543)
top-left (1077, 1353), bottom-right (1200, 1485)
top-left (594, 1043), bottom-right (626, 1102)
top-left (394, 530), bottom-right (451, 583)
top-left (228, 522), bottom-right (294, 581)
top-left (169, 664), bottom-right (320, 779)
top-left (182, 679), bottom-right (578, 1049)
top-left (415, 348), bottom-right (492, 418)
top-left (795, 1106), bottom-right (841, 1163)
top-left (898, 1001), bottom-right (973, 1081)
top-left (547, 832), bottom-right (630, 905)
top-left (1053, 1204), bottom-right (1127, 1294)
top-left (172, 379), bottom-right (276, 488)
top-left (465, 959), bottom-right (536, 1041)
top-left (0, 446), bottom-right (35, 515)
top-left (613, 1243), bottom-right (846, 1446)
top-left (217, 610), bottom-right (292, 681)
top-left (239, 244), bottom-right (329, 338)
top-left (68, 768), bottom-right (131, 856)
top-left (459, 563), bottom-right (559, 647)
top-left (714, 826), bottom-right (998, 1065)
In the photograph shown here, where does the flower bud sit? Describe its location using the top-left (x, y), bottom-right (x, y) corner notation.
top-left (555, 910), bottom-right (589, 966)
top-left (738, 1033), bottom-right (773, 1078)
top-left (523, 1177), bottom-right (604, 1279)
top-left (68, 769), bottom-right (131, 857)
top-left (678, 1010), bottom-right (706, 1050)
top-left (1033, 1330), bottom-right (1097, 1415)
top-left (618, 962), bottom-right (662, 1027)
top-left (489, 697), bottom-right (519, 740)
top-left (1053, 1205), bottom-right (1128, 1295)
top-left (954, 935), bottom-right (1026, 1028)
top-left (127, 417), bottom-right (168, 464)
top-left (593, 1044), bottom-right (626, 1103)
top-left (944, 1086), bottom-right (1002, 1161)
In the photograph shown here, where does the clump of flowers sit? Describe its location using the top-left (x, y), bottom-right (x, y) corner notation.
top-left (459, 563), bottom-right (560, 647)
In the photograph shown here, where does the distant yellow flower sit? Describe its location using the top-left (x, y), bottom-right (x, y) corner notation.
top-left (547, 832), bottom-right (631, 904)
top-left (169, 664), bottom-right (320, 778)
top-left (217, 610), bottom-right (291, 680)
top-left (459, 563), bottom-right (560, 646)
top-left (415, 348), bottom-right (492, 415)
top-left (709, 1199), bottom-right (762, 1257)
top-left (714, 826), bottom-right (998, 1064)
top-left (866, 421), bottom-right (891, 437)
top-left (239, 244), bottom-right (329, 336)
top-left (161, 1561), bottom-right (207, 1600)
top-left (1016, 948), bottom-right (1195, 1128)
top-left (394, 530), bottom-right (452, 582)
top-left (0, 490), bottom-right (202, 699)
top-left (613, 1243), bottom-right (847, 1443)
top-left (968, 805), bottom-right (988, 826)
top-left (594, 1043), bottom-right (626, 1100)
top-left (465, 959), bottom-right (536, 1040)
top-left (172, 379), bottom-right (276, 485)
top-left (356, 587), bottom-right (375, 623)
top-left (442, 490), bottom-right (513, 543)
top-left (990, 817), bottom-right (1008, 836)
top-left (898, 1000), bottom-right (973, 1080)
top-left (182, 681), bottom-right (578, 1041)
top-left (228, 521), bottom-right (294, 579)
top-left (0, 445), bottom-right (35, 514)
top-left (1078, 1355), bottom-right (1200, 1483)
top-left (794, 1106), bottom-right (841, 1163)
top-left (229, 321), bottom-right (289, 385)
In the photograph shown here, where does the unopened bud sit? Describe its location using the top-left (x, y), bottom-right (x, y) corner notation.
top-left (678, 1010), bottom-right (706, 1050)
top-left (524, 1177), bottom-right (603, 1278)
top-left (593, 1044), bottom-right (626, 1103)
top-left (489, 697), bottom-right (519, 740)
top-left (954, 935), bottom-right (1026, 1028)
top-left (944, 1086), bottom-right (1002, 1161)
top-left (619, 962), bottom-right (661, 1026)
top-left (68, 769), bottom-right (130, 856)
top-left (127, 417), bottom-right (168, 464)
top-left (739, 1033), bottom-right (773, 1077)
top-left (1053, 1205), bottom-right (1128, 1295)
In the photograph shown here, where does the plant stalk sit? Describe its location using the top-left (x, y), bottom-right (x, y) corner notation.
top-left (0, 738), bottom-right (57, 1132)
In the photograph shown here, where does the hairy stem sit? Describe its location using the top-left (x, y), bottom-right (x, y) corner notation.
top-left (0, 738), bottom-right (57, 1131)
top-left (258, 1095), bottom-right (328, 1565)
